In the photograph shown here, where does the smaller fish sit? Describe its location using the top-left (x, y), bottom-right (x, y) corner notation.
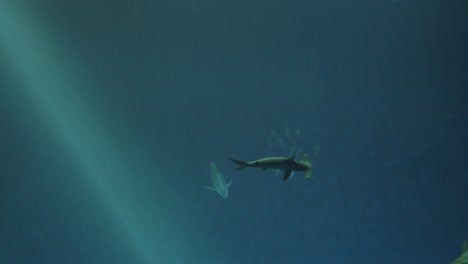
top-left (205, 161), bottom-right (232, 200)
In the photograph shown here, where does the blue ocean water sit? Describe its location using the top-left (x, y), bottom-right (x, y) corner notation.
top-left (0, 1), bottom-right (466, 263)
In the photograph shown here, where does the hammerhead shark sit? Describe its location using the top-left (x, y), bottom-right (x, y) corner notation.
top-left (227, 154), bottom-right (312, 181)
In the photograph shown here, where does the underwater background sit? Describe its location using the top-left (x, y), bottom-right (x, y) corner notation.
top-left (0, 1), bottom-right (466, 263)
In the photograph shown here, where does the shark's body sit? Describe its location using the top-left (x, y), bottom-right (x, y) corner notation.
top-left (227, 154), bottom-right (312, 181)
top-left (205, 161), bottom-right (232, 199)
top-left (452, 240), bottom-right (468, 264)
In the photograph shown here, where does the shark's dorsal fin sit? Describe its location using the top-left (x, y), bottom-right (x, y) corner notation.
top-left (286, 155), bottom-right (295, 161)
top-left (463, 240), bottom-right (468, 253)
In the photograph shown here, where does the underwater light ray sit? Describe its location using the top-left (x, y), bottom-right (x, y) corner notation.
top-left (0, 2), bottom-right (184, 263)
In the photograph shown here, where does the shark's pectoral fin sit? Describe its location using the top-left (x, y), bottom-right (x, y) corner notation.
top-left (283, 170), bottom-right (292, 181)
top-left (205, 186), bottom-right (216, 191)
top-left (305, 169), bottom-right (312, 180)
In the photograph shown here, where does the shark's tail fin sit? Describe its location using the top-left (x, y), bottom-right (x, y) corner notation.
top-left (226, 158), bottom-right (248, 170)
top-left (302, 154), bottom-right (313, 180)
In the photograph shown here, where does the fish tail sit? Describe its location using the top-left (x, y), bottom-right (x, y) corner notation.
top-left (226, 158), bottom-right (248, 170)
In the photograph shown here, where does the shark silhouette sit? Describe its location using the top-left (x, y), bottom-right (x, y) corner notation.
top-left (227, 154), bottom-right (312, 181)
top-left (205, 161), bottom-right (232, 199)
